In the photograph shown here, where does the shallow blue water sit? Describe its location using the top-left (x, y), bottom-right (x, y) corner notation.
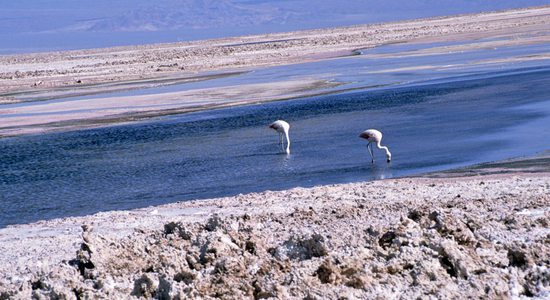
top-left (1, 66), bottom-right (550, 227)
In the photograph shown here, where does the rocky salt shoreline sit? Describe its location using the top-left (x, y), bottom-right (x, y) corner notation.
top-left (0, 155), bottom-right (548, 299)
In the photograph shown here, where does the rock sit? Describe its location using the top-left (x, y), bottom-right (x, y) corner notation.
top-left (378, 231), bottom-right (397, 249)
top-left (507, 247), bottom-right (530, 269)
top-left (429, 211), bottom-right (477, 246)
top-left (315, 260), bottom-right (340, 284)
top-left (205, 214), bottom-right (224, 232)
top-left (163, 221), bottom-right (192, 240)
top-left (185, 253), bottom-right (201, 271)
top-left (252, 278), bottom-right (278, 299)
top-left (173, 270), bottom-right (196, 285)
top-left (431, 240), bottom-right (479, 279)
top-left (407, 209), bottom-right (423, 223)
top-left (132, 273), bottom-right (159, 298)
top-left (214, 257), bottom-right (245, 276)
top-left (272, 234), bottom-right (328, 261)
top-left (245, 239), bottom-right (257, 255)
top-left (522, 266), bottom-right (550, 297)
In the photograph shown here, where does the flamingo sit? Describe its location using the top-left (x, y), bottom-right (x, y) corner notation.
top-left (359, 129), bottom-right (391, 163)
top-left (269, 120), bottom-right (290, 154)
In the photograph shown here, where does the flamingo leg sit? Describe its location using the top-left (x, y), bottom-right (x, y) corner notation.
top-left (368, 142), bottom-right (374, 163)
top-left (279, 132), bottom-right (283, 152)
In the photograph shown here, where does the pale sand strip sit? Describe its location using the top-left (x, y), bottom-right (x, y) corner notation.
top-left (0, 79), bottom-right (340, 137)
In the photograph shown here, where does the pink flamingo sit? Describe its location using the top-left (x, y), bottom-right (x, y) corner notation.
top-left (359, 129), bottom-right (391, 163)
top-left (269, 120), bottom-right (290, 154)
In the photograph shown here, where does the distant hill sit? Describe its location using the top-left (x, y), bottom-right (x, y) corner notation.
top-left (1, 0), bottom-right (548, 54)
top-left (58, 0), bottom-right (300, 32)
top-left (51, 0), bottom-right (550, 33)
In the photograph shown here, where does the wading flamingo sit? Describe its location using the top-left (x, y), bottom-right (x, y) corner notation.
top-left (269, 120), bottom-right (290, 154)
top-left (359, 129), bottom-right (391, 163)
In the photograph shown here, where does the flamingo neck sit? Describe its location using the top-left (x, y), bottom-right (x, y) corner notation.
top-left (376, 141), bottom-right (391, 159)
top-left (284, 131), bottom-right (290, 154)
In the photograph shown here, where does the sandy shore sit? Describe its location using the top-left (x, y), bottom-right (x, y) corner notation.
top-left (1, 6), bottom-right (550, 137)
top-left (0, 153), bottom-right (548, 299)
